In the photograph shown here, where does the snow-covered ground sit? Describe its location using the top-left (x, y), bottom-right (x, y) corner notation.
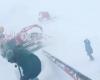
top-left (0, 54), bottom-right (19, 80)
top-left (0, 0), bottom-right (100, 80)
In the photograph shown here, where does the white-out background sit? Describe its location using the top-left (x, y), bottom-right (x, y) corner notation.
top-left (0, 0), bottom-right (100, 80)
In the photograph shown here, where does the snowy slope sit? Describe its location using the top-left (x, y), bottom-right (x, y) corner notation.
top-left (0, 0), bottom-right (100, 80)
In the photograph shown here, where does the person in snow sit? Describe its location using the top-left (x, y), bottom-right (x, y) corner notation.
top-left (8, 45), bottom-right (41, 80)
top-left (2, 43), bottom-right (41, 80)
top-left (1, 39), bottom-right (41, 80)
top-left (84, 39), bottom-right (94, 60)
top-left (0, 25), bottom-right (43, 80)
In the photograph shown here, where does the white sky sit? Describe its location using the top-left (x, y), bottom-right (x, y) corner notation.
top-left (0, 0), bottom-right (100, 35)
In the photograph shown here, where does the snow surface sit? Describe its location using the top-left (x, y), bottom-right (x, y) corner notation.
top-left (0, 51), bottom-right (19, 80)
top-left (0, 0), bottom-right (100, 80)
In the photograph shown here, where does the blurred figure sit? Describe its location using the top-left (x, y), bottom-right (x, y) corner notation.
top-left (0, 26), bottom-right (5, 43)
top-left (84, 39), bottom-right (94, 61)
top-left (0, 26), bottom-right (42, 80)
top-left (7, 45), bottom-right (41, 80)
top-left (1, 43), bottom-right (41, 80)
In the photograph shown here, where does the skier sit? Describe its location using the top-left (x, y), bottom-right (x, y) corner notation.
top-left (2, 43), bottom-right (41, 80)
top-left (0, 36), bottom-right (41, 80)
top-left (84, 39), bottom-right (94, 61)
top-left (0, 25), bottom-right (42, 80)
